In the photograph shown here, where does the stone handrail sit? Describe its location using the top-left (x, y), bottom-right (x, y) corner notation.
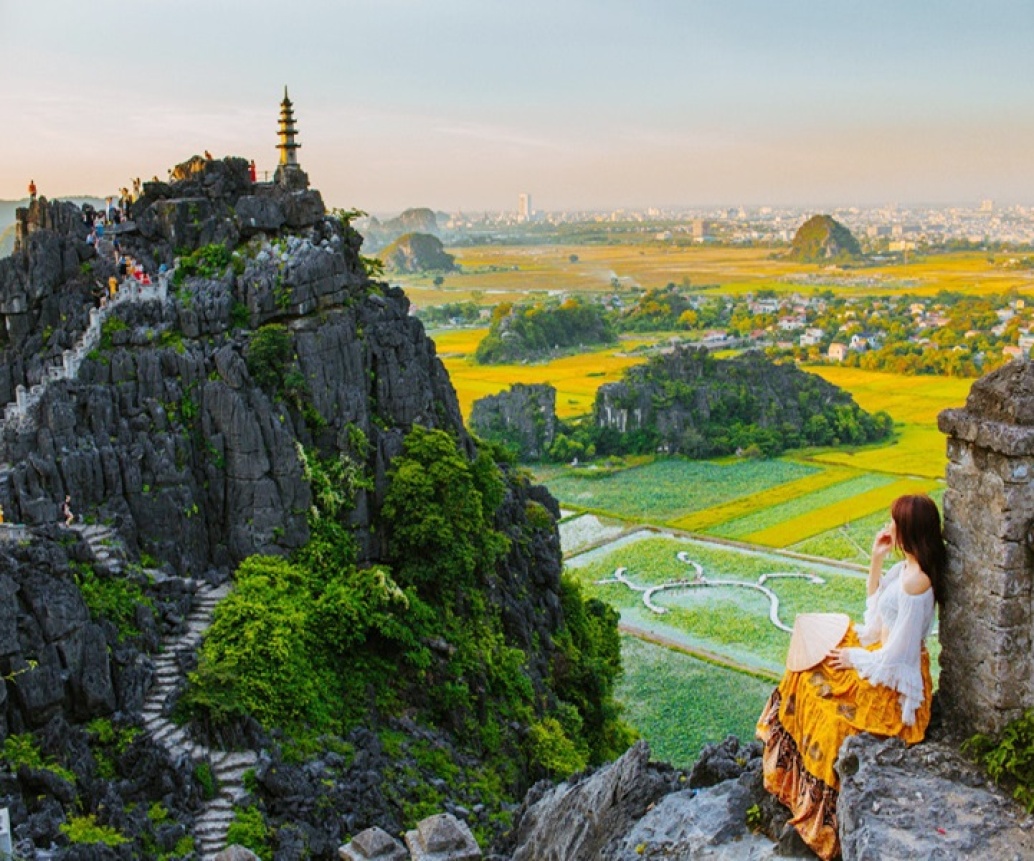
top-left (0, 274), bottom-right (169, 434)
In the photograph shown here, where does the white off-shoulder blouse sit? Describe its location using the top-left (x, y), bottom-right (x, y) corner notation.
top-left (842, 561), bottom-right (935, 726)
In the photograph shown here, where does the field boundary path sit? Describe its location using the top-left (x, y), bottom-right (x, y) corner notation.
top-left (72, 522), bottom-right (253, 861)
top-left (618, 622), bottom-right (781, 683)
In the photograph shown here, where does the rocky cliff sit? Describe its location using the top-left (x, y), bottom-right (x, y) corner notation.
top-left (0, 156), bottom-right (625, 860)
top-left (469, 384), bottom-right (558, 460)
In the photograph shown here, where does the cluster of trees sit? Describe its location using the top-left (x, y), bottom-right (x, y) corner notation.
top-left (416, 300), bottom-right (483, 326)
top-left (475, 298), bottom-right (617, 364)
top-left (182, 426), bottom-right (632, 793)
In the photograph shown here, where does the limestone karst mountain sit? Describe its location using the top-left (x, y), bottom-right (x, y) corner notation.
top-left (0, 156), bottom-right (630, 859)
top-left (379, 231), bottom-right (456, 273)
top-left (788, 213), bottom-right (862, 262)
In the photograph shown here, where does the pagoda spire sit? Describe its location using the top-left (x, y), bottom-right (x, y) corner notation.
top-left (277, 86), bottom-right (301, 167)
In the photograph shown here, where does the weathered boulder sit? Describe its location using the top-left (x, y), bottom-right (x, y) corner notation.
top-left (836, 734), bottom-right (1034, 860)
top-left (214, 846), bottom-right (261, 861)
top-left (405, 814), bottom-right (480, 861)
top-left (340, 826), bottom-right (408, 860)
top-left (379, 233), bottom-right (455, 273)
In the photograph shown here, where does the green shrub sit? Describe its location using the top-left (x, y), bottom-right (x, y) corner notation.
top-left (527, 715), bottom-right (587, 777)
top-left (73, 562), bottom-right (153, 641)
top-left (60, 814), bottom-right (129, 846)
top-left (245, 324), bottom-right (294, 393)
top-left (2, 733), bottom-right (76, 783)
top-left (173, 243), bottom-right (233, 286)
top-left (225, 806), bottom-right (272, 861)
top-left (99, 316), bottom-right (128, 350)
top-left (194, 761), bottom-right (218, 800)
top-left (964, 708), bottom-right (1034, 811)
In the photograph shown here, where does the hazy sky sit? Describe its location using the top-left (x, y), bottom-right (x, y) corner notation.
top-left (1, 0), bottom-right (1032, 213)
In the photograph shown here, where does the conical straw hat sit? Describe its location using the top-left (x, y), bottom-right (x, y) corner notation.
top-left (786, 612), bottom-right (851, 672)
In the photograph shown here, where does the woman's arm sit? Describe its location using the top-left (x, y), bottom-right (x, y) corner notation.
top-left (868, 525), bottom-right (893, 597)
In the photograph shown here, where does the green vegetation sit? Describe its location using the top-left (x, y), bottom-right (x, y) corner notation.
top-left (172, 242), bottom-right (233, 286)
top-left (72, 562), bottom-right (153, 642)
top-left (417, 301), bottom-right (483, 326)
top-left (183, 425), bottom-right (631, 802)
top-left (964, 708), bottom-right (1034, 812)
top-left (225, 806), bottom-right (272, 861)
top-left (99, 316), bottom-right (128, 350)
top-left (86, 717), bottom-right (141, 779)
top-left (60, 814), bottom-right (130, 847)
top-left (475, 297), bottom-right (617, 364)
top-left (2, 733), bottom-right (76, 784)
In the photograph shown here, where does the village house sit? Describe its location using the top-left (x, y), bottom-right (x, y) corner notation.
top-left (828, 342), bottom-right (849, 362)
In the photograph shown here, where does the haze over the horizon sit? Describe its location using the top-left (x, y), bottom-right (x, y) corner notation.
top-left (1, 0), bottom-right (1032, 214)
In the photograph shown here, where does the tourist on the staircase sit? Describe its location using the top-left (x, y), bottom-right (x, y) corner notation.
top-left (62, 495), bottom-right (74, 527)
top-left (757, 494), bottom-right (945, 860)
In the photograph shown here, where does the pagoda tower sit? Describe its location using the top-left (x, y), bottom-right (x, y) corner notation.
top-left (277, 86), bottom-right (300, 166)
top-left (274, 87), bottom-right (309, 190)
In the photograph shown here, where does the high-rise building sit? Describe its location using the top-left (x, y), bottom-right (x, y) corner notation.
top-left (518, 193), bottom-right (532, 222)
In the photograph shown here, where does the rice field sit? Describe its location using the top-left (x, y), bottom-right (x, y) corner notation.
top-left (615, 635), bottom-right (774, 768)
top-left (541, 458), bottom-right (817, 524)
top-left (705, 473), bottom-right (894, 541)
top-left (397, 247), bottom-right (1034, 308)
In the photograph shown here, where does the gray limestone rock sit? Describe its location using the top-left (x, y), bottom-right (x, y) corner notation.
top-left (405, 813), bottom-right (480, 861)
top-left (621, 779), bottom-right (782, 860)
top-left (510, 741), bottom-right (683, 861)
top-left (236, 194), bottom-right (286, 236)
top-left (340, 826), bottom-right (409, 860)
top-left (470, 384), bottom-right (557, 460)
top-left (214, 846), bottom-right (261, 861)
top-left (836, 734), bottom-right (1034, 861)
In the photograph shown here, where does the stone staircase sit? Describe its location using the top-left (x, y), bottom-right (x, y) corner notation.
top-left (141, 580), bottom-right (258, 860)
top-left (72, 523), bottom-right (256, 861)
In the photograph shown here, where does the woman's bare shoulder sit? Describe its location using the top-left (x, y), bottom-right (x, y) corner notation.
top-left (901, 566), bottom-right (933, 596)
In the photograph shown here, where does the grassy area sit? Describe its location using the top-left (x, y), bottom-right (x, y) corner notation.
top-left (615, 635), bottom-right (774, 768)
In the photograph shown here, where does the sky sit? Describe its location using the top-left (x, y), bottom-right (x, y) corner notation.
top-left (1, 0), bottom-right (1032, 214)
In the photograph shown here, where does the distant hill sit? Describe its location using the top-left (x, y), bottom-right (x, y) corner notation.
top-left (788, 214), bottom-right (862, 263)
top-left (362, 207), bottom-right (439, 251)
top-left (379, 231), bottom-right (456, 273)
top-left (0, 224), bottom-right (14, 258)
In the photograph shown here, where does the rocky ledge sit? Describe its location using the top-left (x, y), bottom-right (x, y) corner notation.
top-left (492, 731), bottom-right (1034, 860)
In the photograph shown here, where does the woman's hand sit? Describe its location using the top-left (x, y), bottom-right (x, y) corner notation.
top-left (828, 648), bottom-right (853, 670)
top-left (872, 525), bottom-right (893, 560)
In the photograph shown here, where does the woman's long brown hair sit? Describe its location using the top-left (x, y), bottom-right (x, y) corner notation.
top-left (891, 494), bottom-right (948, 602)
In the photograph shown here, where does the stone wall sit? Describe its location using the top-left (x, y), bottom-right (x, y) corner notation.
top-left (938, 358), bottom-right (1034, 736)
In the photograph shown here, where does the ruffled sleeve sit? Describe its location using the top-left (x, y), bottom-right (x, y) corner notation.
top-left (843, 583), bottom-right (934, 726)
top-left (854, 563), bottom-right (898, 646)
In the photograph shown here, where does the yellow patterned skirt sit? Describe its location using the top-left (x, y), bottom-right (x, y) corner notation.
top-left (756, 626), bottom-right (932, 860)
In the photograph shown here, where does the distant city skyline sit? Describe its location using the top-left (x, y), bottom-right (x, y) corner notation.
top-left (1, 0), bottom-right (1032, 213)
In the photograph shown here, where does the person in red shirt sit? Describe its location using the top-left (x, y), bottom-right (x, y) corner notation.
top-left (28, 179), bottom-right (37, 199)
top-left (249, 160), bottom-right (257, 182)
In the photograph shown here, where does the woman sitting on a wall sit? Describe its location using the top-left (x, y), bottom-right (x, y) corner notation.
top-left (756, 494), bottom-right (946, 860)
